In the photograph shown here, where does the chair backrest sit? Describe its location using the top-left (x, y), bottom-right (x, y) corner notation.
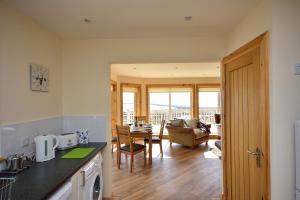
top-left (116, 125), bottom-right (133, 150)
top-left (135, 116), bottom-right (147, 124)
top-left (159, 120), bottom-right (166, 139)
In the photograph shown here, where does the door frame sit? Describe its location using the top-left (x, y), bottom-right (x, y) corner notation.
top-left (111, 80), bottom-right (117, 136)
top-left (221, 32), bottom-right (270, 200)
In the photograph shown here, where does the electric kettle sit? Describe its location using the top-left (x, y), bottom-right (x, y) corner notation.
top-left (34, 135), bottom-right (59, 162)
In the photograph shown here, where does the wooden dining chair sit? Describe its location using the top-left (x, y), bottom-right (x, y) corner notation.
top-left (144, 120), bottom-right (165, 157)
top-left (134, 116), bottom-right (147, 124)
top-left (116, 125), bottom-right (147, 173)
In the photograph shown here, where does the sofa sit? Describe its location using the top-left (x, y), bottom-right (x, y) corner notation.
top-left (166, 119), bottom-right (211, 148)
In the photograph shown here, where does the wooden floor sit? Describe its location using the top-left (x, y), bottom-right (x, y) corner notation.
top-left (112, 140), bottom-right (222, 200)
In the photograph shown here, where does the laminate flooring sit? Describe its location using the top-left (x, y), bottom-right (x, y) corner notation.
top-left (112, 140), bottom-right (221, 200)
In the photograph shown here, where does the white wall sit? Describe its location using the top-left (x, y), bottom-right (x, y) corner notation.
top-left (226, 0), bottom-right (271, 54)
top-left (270, 0), bottom-right (300, 199)
top-left (62, 36), bottom-right (226, 197)
top-left (0, 2), bottom-right (62, 126)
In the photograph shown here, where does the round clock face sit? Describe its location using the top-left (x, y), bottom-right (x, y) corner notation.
top-left (30, 64), bottom-right (49, 92)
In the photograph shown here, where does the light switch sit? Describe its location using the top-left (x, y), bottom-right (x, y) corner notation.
top-left (294, 64), bottom-right (300, 75)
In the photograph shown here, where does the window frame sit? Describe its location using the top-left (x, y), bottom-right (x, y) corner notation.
top-left (120, 83), bottom-right (142, 125)
top-left (146, 84), bottom-right (195, 123)
top-left (196, 83), bottom-right (221, 123)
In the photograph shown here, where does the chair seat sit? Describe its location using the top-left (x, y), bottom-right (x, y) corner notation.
top-left (144, 137), bottom-right (161, 143)
top-left (120, 143), bottom-right (146, 152)
top-left (111, 136), bottom-right (117, 142)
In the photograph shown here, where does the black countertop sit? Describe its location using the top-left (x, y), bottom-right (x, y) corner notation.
top-left (9, 142), bottom-right (106, 200)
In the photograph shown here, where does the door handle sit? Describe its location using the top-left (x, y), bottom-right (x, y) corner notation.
top-left (247, 150), bottom-right (259, 155)
top-left (247, 147), bottom-right (262, 168)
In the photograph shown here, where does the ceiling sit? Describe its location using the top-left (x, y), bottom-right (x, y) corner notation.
top-left (5, 0), bottom-right (260, 39)
top-left (111, 63), bottom-right (220, 78)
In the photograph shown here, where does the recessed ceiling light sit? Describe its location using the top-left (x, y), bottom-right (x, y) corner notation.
top-left (133, 67), bottom-right (137, 70)
top-left (184, 16), bottom-right (192, 21)
top-left (84, 18), bottom-right (92, 23)
top-left (175, 67), bottom-right (179, 70)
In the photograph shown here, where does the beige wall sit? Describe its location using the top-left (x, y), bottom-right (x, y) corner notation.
top-left (226, 0), bottom-right (271, 54)
top-left (62, 36), bottom-right (225, 115)
top-left (62, 36), bottom-right (225, 197)
top-left (115, 75), bottom-right (220, 124)
top-left (0, 2), bottom-right (62, 125)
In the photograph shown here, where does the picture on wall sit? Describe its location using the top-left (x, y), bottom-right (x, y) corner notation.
top-left (30, 64), bottom-right (49, 92)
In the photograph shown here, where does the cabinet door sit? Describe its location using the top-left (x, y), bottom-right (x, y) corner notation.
top-left (70, 171), bottom-right (80, 200)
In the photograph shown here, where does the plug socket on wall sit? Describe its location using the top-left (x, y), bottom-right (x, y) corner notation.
top-left (294, 64), bottom-right (300, 75)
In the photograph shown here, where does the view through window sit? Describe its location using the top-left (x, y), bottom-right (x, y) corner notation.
top-left (149, 87), bottom-right (192, 132)
top-left (122, 92), bottom-right (135, 125)
top-left (198, 88), bottom-right (221, 132)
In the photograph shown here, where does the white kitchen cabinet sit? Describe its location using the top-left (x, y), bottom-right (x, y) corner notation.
top-left (70, 170), bottom-right (80, 200)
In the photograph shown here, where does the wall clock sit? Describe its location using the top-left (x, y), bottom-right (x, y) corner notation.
top-left (30, 64), bottom-right (49, 92)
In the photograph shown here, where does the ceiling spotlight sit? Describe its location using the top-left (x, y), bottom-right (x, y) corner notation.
top-left (84, 18), bottom-right (92, 23)
top-left (184, 16), bottom-right (192, 21)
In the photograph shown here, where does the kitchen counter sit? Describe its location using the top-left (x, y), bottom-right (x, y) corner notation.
top-left (9, 142), bottom-right (106, 200)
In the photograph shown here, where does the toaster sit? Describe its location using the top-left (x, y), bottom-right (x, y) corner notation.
top-left (57, 133), bottom-right (78, 150)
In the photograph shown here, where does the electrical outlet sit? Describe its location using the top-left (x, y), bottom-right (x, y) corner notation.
top-left (21, 136), bottom-right (30, 147)
top-left (294, 64), bottom-right (300, 75)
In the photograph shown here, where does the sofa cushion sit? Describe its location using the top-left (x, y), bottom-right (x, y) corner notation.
top-left (170, 119), bottom-right (184, 127)
top-left (185, 118), bottom-right (199, 128)
top-left (197, 121), bottom-right (211, 133)
top-left (193, 128), bottom-right (208, 139)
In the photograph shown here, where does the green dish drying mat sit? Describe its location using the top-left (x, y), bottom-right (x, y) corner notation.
top-left (62, 148), bottom-right (95, 159)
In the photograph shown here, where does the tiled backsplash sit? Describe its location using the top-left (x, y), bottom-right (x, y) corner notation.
top-left (0, 117), bottom-right (63, 157)
top-left (63, 115), bottom-right (106, 143)
top-left (0, 115), bottom-right (106, 158)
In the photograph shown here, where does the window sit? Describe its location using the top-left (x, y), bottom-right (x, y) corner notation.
top-left (149, 92), bottom-right (170, 123)
top-left (122, 92), bottom-right (135, 125)
top-left (148, 86), bottom-right (193, 128)
top-left (171, 92), bottom-right (192, 120)
top-left (120, 83), bottom-right (141, 125)
top-left (198, 87), bottom-right (221, 124)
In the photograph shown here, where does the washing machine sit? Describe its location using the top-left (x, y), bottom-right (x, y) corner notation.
top-left (79, 153), bottom-right (103, 200)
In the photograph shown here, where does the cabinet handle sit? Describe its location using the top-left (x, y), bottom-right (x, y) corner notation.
top-left (81, 171), bottom-right (85, 186)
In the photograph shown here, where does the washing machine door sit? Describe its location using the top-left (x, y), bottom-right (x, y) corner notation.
top-left (92, 175), bottom-right (100, 200)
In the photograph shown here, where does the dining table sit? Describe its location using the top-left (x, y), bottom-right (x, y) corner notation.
top-left (130, 127), bottom-right (153, 165)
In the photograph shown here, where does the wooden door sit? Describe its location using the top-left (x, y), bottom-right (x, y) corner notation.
top-left (222, 33), bottom-right (269, 200)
